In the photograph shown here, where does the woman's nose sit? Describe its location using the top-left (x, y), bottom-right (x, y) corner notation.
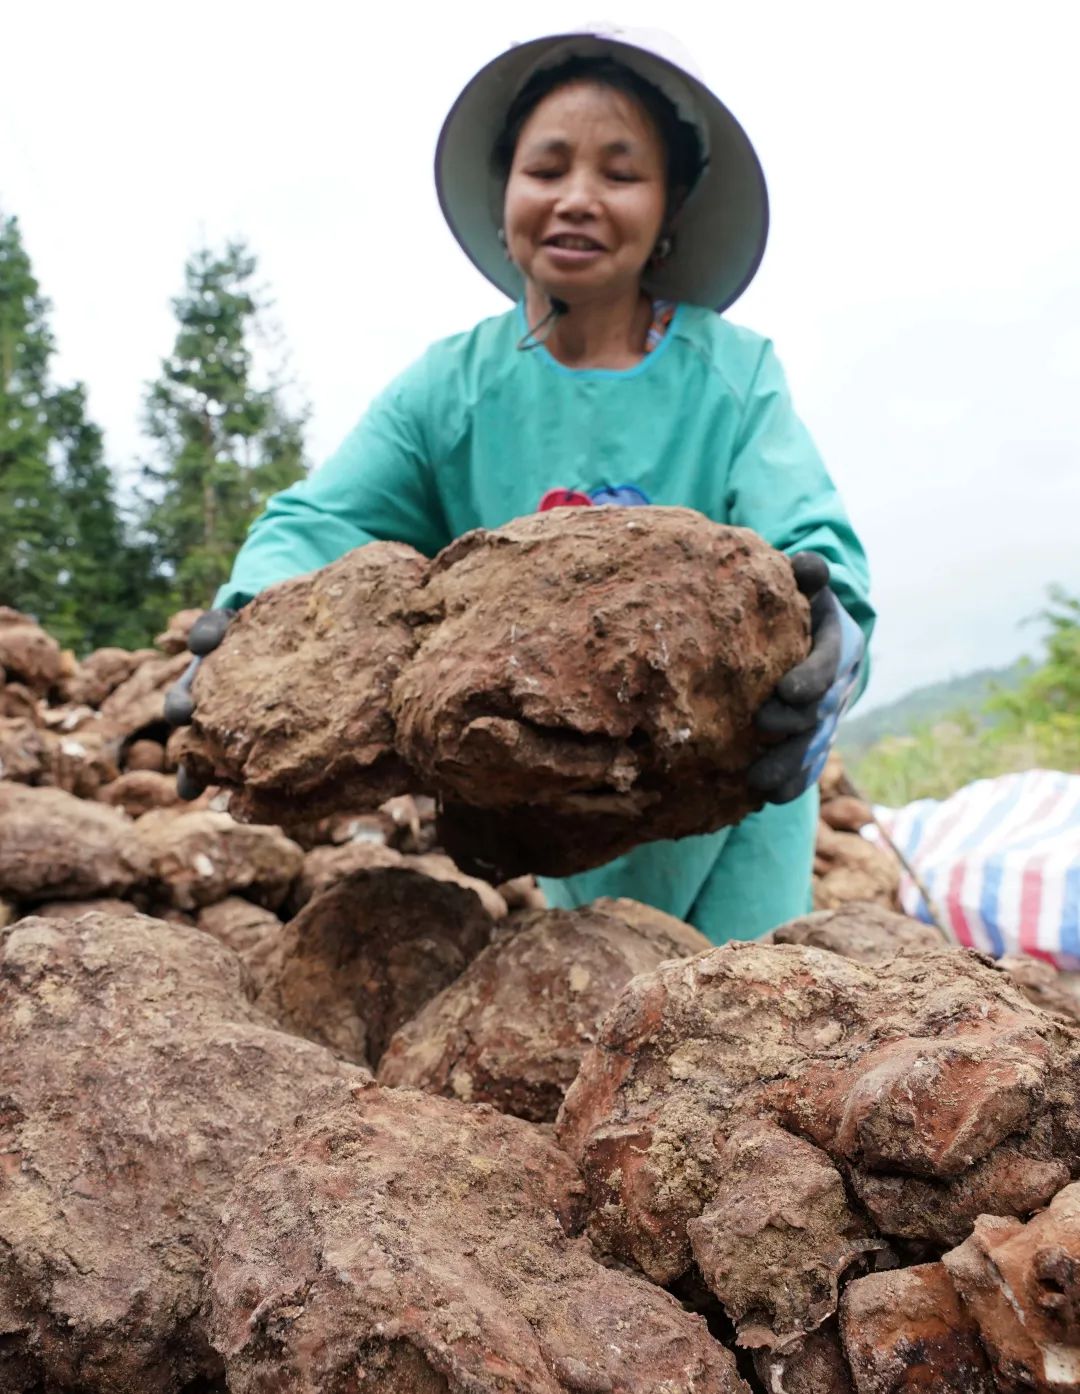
top-left (553, 168), bottom-right (601, 218)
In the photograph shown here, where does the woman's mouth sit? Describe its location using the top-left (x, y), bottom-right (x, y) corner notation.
top-left (544, 234), bottom-right (604, 250)
top-left (542, 234), bottom-right (606, 267)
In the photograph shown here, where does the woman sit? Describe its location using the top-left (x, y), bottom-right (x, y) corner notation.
top-left (169, 25), bottom-right (874, 944)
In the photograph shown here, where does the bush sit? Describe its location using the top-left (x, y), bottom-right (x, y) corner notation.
top-left (851, 589), bottom-right (1080, 806)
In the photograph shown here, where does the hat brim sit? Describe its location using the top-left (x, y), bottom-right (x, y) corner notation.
top-left (435, 33), bottom-right (769, 313)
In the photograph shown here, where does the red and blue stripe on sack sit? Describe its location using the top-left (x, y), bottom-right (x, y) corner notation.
top-left (870, 770), bottom-right (1080, 969)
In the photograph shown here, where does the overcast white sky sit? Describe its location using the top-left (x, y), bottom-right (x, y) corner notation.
top-left (3, 0), bottom-right (1078, 710)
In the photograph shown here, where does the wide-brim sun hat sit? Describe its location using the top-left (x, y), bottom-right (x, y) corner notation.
top-left (435, 24), bottom-right (769, 313)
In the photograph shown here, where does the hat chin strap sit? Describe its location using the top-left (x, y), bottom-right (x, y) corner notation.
top-left (517, 296), bottom-right (569, 351)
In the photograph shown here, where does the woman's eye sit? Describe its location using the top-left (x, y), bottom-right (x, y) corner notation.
top-left (527, 168), bottom-right (562, 181)
top-left (607, 170), bottom-right (641, 183)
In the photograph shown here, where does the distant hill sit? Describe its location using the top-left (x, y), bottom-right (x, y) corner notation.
top-left (838, 659), bottom-right (1032, 760)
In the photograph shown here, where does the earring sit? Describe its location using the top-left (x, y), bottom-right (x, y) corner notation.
top-left (652, 234), bottom-right (674, 266)
top-left (497, 227), bottom-right (511, 260)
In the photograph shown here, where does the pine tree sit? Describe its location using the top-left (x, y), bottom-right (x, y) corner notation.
top-left (140, 242), bottom-right (308, 608)
top-left (0, 213), bottom-right (63, 621)
top-left (48, 383), bottom-right (162, 650)
top-left (0, 212), bottom-right (155, 649)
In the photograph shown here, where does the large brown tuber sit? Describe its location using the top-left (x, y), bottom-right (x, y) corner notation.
top-left (197, 897), bottom-right (284, 996)
top-left (0, 607), bottom-right (64, 695)
top-left (98, 650), bottom-right (190, 739)
top-left (98, 768), bottom-right (180, 818)
top-left (178, 541), bottom-right (427, 823)
top-left (840, 1262), bottom-right (994, 1393)
top-left (779, 902), bottom-right (1080, 1042)
top-left (378, 898), bottom-right (710, 1121)
top-left (0, 681), bottom-right (41, 722)
top-left (30, 896), bottom-right (144, 922)
top-left (813, 821), bottom-right (900, 912)
top-left (0, 911), bottom-right (361, 1393)
top-left (999, 952), bottom-right (1080, 1026)
top-left (206, 1080), bottom-right (750, 1394)
top-left (754, 1322), bottom-right (855, 1394)
top-left (773, 903), bottom-right (944, 963)
top-left (556, 940), bottom-right (1080, 1345)
top-left (289, 838), bottom-right (508, 919)
top-left (686, 1120), bottom-right (881, 1351)
top-left (180, 508), bottom-right (809, 878)
top-left (942, 1180), bottom-right (1080, 1392)
top-left (0, 717), bottom-right (51, 783)
top-left (257, 864), bottom-right (495, 1067)
top-left (59, 645), bottom-right (150, 707)
top-left (133, 808), bottom-right (303, 910)
top-left (398, 507), bottom-right (809, 876)
top-left (0, 783), bottom-right (149, 901)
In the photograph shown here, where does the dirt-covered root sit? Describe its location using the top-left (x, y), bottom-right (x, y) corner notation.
top-left (0, 911), bottom-right (362, 1394)
top-left (942, 1181), bottom-right (1080, 1392)
top-left (378, 900), bottom-right (710, 1122)
top-left (848, 1140), bottom-right (1069, 1249)
top-left (178, 541), bottom-right (428, 823)
top-left (772, 903), bottom-right (942, 963)
top-left (778, 902), bottom-right (1080, 1050)
top-left (196, 897), bottom-right (284, 995)
top-left (97, 768), bottom-right (179, 817)
top-left (155, 608), bottom-right (203, 655)
top-left (813, 820), bottom-right (900, 912)
top-left (0, 715), bottom-right (120, 798)
top-left (99, 649), bottom-right (191, 739)
top-left (840, 1262), bottom-right (995, 1393)
top-left (288, 839), bottom-right (508, 919)
top-left (686, 1121), bottom-right (882, 1350)
top-left (124, 737), bottom-right (168, 770)
top-left (395, 507), bottom-right (808, 878)
top-left (0, 606), bottom-right (64, 695)
top-left (555, 940), bottom-right (1080, 1329)
top-left (133, 808), bottom-right (303, 910)
top-left (177, 510), bottom-right (809, 879)
top-left (0, 782), bottom-right (149, 901)
top-left (998, 952), bottom-right (1080, 1025)
top-left (59, 645), bottom-right (149, 707)
top-left (30, 896), bottom-right (144, 922)
top-left (257, 865), bottom-right (495, 1068)
top-left (753, 1321), bottom-right (855, 1394)
top-left (206, 1080), bottom-right (751, 1394)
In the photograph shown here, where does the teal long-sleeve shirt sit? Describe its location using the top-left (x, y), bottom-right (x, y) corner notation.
top-left (216, 302), bottom-right (875, 941)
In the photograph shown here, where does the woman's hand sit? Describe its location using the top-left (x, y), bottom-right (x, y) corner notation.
top-left (163, 607), bottom-right (235, 800)
top-left (749, 553), bottom-right (865, 805)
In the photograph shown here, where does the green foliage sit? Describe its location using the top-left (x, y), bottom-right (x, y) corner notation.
top-left (847, 713), bottom-right (1035, 806)
top-left (0, 212), bottom-right (159, 651)
top-left (139, 243), bottom-right (307, 609)
top-left (0, 213), bottom-right (62, 622)
top-left (987, 588), bottom-right (1080, 771)
top-left (850, 590), bottom-right (1080, 805)
top-left (1, 220), bottom-right (306, 651)
top-left (839, 659), bottom-right (1030, 761)
top-left (48, 383), bottom-right (163, 650)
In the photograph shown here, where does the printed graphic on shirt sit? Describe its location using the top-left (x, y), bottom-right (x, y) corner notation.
top-left (538, 484), bottom-right (652, 512)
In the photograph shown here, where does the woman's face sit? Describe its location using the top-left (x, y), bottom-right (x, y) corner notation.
top-left (503, 80), bottom-right (668, 306)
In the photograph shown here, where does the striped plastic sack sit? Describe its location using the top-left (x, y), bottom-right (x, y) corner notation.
top-left (864, 768), bottom-right (1080, 969)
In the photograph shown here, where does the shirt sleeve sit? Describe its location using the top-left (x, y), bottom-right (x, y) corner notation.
top-left (724, 337), bottom-right (876, 699)
top-left (213, 353), bottom-right (451, 610)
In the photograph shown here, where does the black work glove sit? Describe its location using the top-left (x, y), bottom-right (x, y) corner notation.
top-left (748, 553), bottom-right (866, 806)
top-left (164, 607), bottom-right (235, 800)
